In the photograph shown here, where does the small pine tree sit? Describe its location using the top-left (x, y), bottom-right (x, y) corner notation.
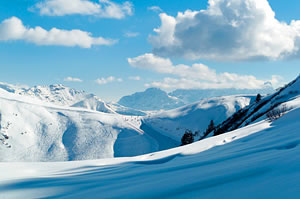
top-left (207, 120), bottom-right (215, 133)
top-left (256, 93), bottom-right (262, 102)
top-left (181, 129), bottom-right (194, 146)
top-left (199, 120), bottom-right (216, 140)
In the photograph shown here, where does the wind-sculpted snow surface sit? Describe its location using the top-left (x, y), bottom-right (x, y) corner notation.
top-left (1, 105), bottom-right (300, 198)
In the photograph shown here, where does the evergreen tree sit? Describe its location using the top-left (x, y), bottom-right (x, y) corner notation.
top-left (199, 120), bottom-right (216, 140)
top-left (207, 120), bottom-right (215, 133)
top-left (181, 129), bottom-right (194, 146)
top-left (256, 93), bottom-right (262, 102)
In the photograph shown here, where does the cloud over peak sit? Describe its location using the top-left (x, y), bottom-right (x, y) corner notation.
top-left (0, 17), bottom-right (117, 48)
top-left (33, 0), bottom-right (133, 19)
top-left (149, 0), bottom-right (300, 61)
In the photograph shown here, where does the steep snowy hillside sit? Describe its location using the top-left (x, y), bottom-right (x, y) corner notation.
top-left (118, 88), bottom-right (184, 111)
top-left (212, 75), bottom-right (300, 137)
top-left (1, 99), bottom-right (300, 198)
top-left (0, 91), bottom-right (178, 161)
top-left (144, 95), bottom-right (255, 141)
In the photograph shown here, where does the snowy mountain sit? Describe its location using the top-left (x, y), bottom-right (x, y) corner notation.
top-left (170, 86), bottom-right (273, 104)
top-left (144, 95), bottom-right (255, 141)
top-left (0, 82), bottom-right (146, 116)
top-left (1, 85), bottom-right (300, 198)
top-left (118, 88), bottom-right (184, 111)
top-left (0, 85), bottom-right (178, 161)
top-left (0, 82), bottom-right (87, 106)
top-left (119, 87), bottom-right (273, 111)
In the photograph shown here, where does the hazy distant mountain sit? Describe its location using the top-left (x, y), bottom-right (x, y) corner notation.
top-left (169, 87), bottom-right (274, 105)
top-left (118, 88), bottom-right (184, 111)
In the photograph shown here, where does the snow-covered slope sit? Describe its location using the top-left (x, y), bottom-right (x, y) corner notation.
top-left (118, 88), bottom-right (184, 111)
top-left (1, 98), bottom-right (300, 198)
top-left (144, 95), bottom-right (255, 141)
top-left (71, 94), bottom-right (115, 114)
top-left (107, 102), bottom-right (147, 116)
top-left (212, 75), bottom-right (300, 136)
top-left (0, 90), bottom-right (179, 161)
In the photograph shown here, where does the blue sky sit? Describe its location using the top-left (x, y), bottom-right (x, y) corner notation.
top-left (0, 0), bottom-right (299, 101)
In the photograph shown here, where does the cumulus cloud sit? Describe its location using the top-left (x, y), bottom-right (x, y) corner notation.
top-left (149, 0), bottom-right (300, 61)
top-left (148, 6), bottom-right (162, 13)
top-left (32, 0), bottom-right (133, 19)
top-left (128, 53), bottom-right (281, 89)
top-left (0, 17), bottom-right (117, 48)
top-left (64, 77), bottom-right (83, 82)
top-left (124, 31), bottom-right (139, 38)
top-left (95, 76), bottom-right (123, 85)
top-left (128, 76), bottom-right (141, 81)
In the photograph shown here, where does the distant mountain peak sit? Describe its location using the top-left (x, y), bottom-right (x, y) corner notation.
top-left (118, 88), bottom-right (184, 111)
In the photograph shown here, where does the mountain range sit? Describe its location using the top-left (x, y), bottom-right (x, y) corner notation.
top-left (119, 86), bottom-right (274, 111)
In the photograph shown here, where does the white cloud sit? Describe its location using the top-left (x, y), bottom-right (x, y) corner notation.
top-left (33, 0), bottom-right (133, 19)
top-left (0, 17), bottom-right (117, 48)
top-left (128, 53), bottom-right (281, 90)
top-left (128, 76), bottom-right (141, 81)
top-left (148, 6), bottom-right (162, 13)
top-left (149, 0), bottom-right (300, 61)
top-left (124, 31), bottom-right (139, 38)
top-left (64, 77), bottom-right (83, 82)
top-left (95, 76), bottom-right (123, 85)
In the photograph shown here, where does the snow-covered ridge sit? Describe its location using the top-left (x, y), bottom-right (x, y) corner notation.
top-left (0, 82), bottom-right (147, 116)
top-left (212, 75), bottom-right (300, 136)
top-left (0, 82), bottom-right (87, 106)
top-left (144, 95), bottom-right (255, 141)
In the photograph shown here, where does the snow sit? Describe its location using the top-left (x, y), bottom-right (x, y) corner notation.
top-left (0, 82), bottom-right (87, 107)
top-left (144, 95), bottom-right (254, 141)
top-left (0, 88), bottom-right (178, 161)
top-left (118, 87), bottom-right (184, 111)
top-left (0, 82), bottom-right (257, 162)
top-left (0, 78), bottom-right (300, 198)
top-left (1, 105), bottom-right (300, 198)
top-left (71, 94), bottom-right (115, 114)
top-left (118, 86), bottom-right (273, 111)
